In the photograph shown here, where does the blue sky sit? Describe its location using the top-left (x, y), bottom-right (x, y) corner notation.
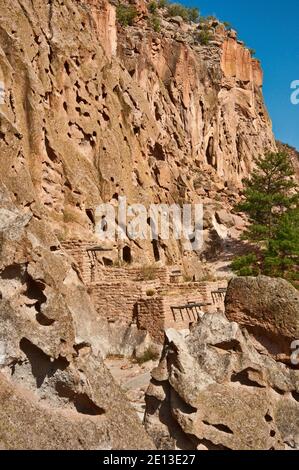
top-left (181, 0), bottom-right (299, 150)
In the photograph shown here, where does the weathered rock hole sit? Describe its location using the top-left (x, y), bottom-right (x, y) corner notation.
top-left (0, 263), bottom-right (26, 280)
top-left (50, 245), bottom-right (59, 252)
top-left (150, 142), bottom-right (165, 161)
top-left (103, 257), bottom-right (113, 266)
top-left (213, 339), bottom-right (242, 353)
top-left (86, 209), bottom-right (95, 225)
top-left (74, 342), bottom-right (91, 356)
top-left (206, 136), bottom-right (216, 169)
top-left (20, 338), bottom-right (69, 388)
top-left (35, 312), bottom-right (55, 326)
top-left (197, 438), bottom-right (231, 451)
top-left (45, 136), bottom-right (58, 162)
top-left (26, 278), bottom-right (46, 304)
top-left (123, 246), bottom-right (132, 264)
top-left (203, 421), bottom-right (234, 435)
top-left (265, 413), bottom-right (273, 422)
top-left (64, 61), bottom-right (70, 75)
top-left (55, 382), bottom-right (105, 416)
top-left (25, 277), bottom-right (55, 325)
top-left (231, 369), bottom-right (265, 388)
top-left (152, 239), bottom-right (160, 262)
top-left (272, 387), bottom-right (286, 396)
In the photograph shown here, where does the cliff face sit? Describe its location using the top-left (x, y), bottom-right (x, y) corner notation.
top-left (0, 0), bottom-right (157, 449)
top-left (0, 0), bottom-right (278, 449)
top-left (0, 0), bottom-right (275, 270)
top-left (117, 14), bottom-right (273, 190)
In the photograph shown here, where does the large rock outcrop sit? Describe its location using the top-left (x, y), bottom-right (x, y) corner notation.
top-left (144, 313), bottom-right (299, 450)
top-left (225, 276), bottom-right (299, 362)
top-left (0, 0), bottom-right (284, 450)
top-left (0, 188), bottom-right (154, 450)
top-left (0, 0), bottom-right (276, 272)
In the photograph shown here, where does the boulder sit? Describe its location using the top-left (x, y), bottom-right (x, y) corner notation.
top-left (225, 276), bottom-right (299, 361)
top-left (169, 16), bottom-right (184, 25)
top-left (144, 313), bottom-right (299, 450)
top-left (215, 209), bottom-right (235, 227)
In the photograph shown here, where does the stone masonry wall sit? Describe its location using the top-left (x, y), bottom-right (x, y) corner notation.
top-left (62, 240), bottom-right (227, 342)
top-left (61, 240), bottom-right (170, 284)
top-left (137, 297), bottom-right (166, 343)
top-left (90, 280), bottom-right (159, 324)
top-left (138, 281), bottom-right (227, 343)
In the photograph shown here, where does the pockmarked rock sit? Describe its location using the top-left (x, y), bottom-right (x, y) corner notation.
top-left (225, 276), bottom-right (299, 361)
top-left (144, 313), bottom-right (299, 450)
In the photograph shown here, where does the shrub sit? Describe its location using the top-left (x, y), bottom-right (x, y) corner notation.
top-left (194, 28), bottom-right (212, 45)
top-left (248, 48), bottom-right (256, 57)
top-left (187, 7), bottom-right (200, 23)
top-left (158, 0), bottom-right (168, 7)
top-left (165, 3), bottom-right (199, 23)
top-left (223, 21), bottom-right (232, 30)
top-left (138, 264), bottom-right (157, 281)
top-left (146, 288), bottom-right (156, 297)
top-left (231, 254), bottom-right (260, 277)
top-left (116, 4), bottom-right (138, 27)
top-left (166, 3), bottom-right (188, 20)
top-left (148, 1), bottom-right (158, 14)
top-left (136, 347), bottom-right (160, 364)
top-left (151, 15), bottom-right (161, 32)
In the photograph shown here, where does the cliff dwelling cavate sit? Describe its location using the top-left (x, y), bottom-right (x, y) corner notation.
top-left (0, 0), bottom-right (298, 452)
top-left (122, 245), bottom-right (132, 264)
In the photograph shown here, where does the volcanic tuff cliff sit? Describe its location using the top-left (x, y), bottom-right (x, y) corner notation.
top-left (0, 0), bottom-right (276, 272)
top-left (0, 0), bottom-right (279, 449)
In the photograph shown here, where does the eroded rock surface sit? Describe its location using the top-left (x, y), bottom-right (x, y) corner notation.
top-left (144, 312), bottom-right (299, 450)
top-left (0, 0), bottom-right (290, 450)
top-left (225, 276), bottom-right (299, 362)
top-left (0, 0), bottom-right (276, 274)
top-left (0, 189), bottom-right (154, 449)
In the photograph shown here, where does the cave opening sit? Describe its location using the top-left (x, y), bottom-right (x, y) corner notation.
top-left (152, 239), bottom-right (160, 262)
top-left (86, 209), bottom-right (95, 225)
top-left (123, 246), bottom-right (132, 264)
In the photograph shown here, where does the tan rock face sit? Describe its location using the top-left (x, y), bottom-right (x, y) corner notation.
top-left (0, 0), bottom-right (284, 449)
top-left (221, 38), bottom-right (263, 86)
top-left (225, 276), bottom-right (299, 362)
top-left (0, 0), bottom-right (276, 269)
top-left (0, 189), bottom-right (154, 450)
top-left (86, 0), bottom-right (117, 58)
top-left (144, 312), bottom-right (299, 450)
top-left (277, 141), bottom-right (299, 182)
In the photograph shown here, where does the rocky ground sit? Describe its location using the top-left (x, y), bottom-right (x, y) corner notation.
top-left (105, 356), bottom-right (159, 422)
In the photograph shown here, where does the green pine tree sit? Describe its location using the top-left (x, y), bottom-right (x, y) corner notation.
top-left (264, 208), bottom-right (299, 281)
top-left (232, 151), bottom-right (299, 283)
top-left (238, 152), bottom-right (298, 243)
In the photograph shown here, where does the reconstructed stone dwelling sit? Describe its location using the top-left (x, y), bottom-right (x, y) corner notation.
top-left (62, 240), bottom-right (227, 343)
